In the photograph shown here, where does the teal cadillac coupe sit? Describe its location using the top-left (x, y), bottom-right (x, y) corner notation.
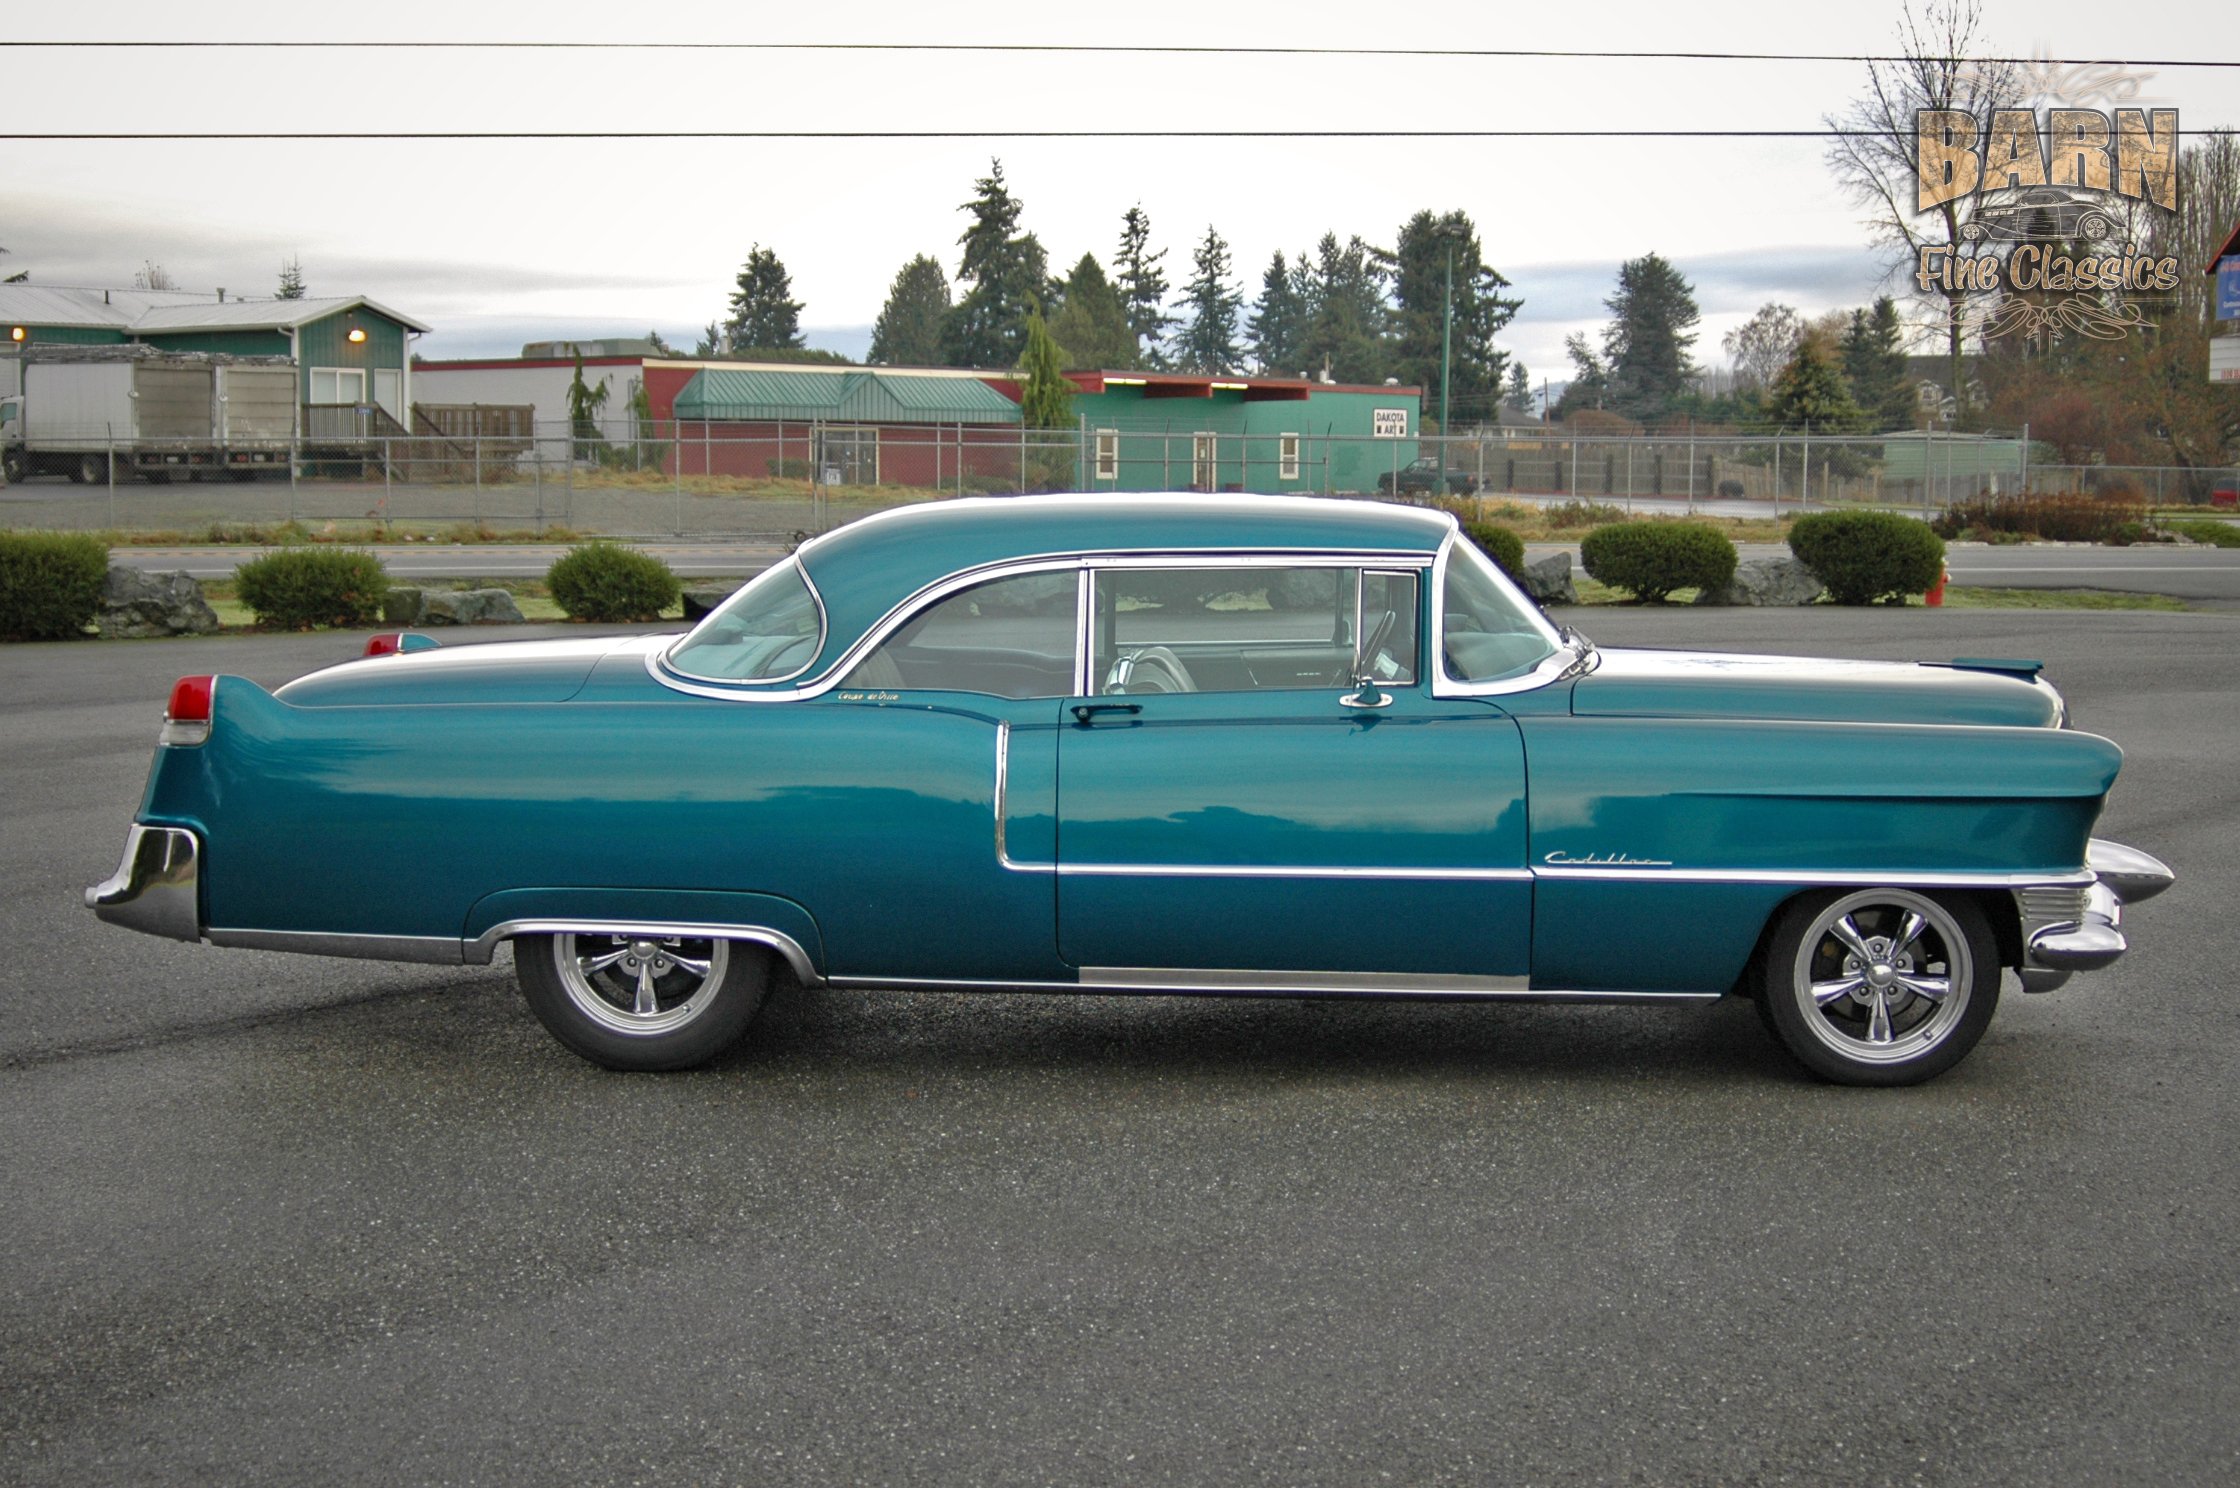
top-left (87, 495), bottom-right (2170, 1084)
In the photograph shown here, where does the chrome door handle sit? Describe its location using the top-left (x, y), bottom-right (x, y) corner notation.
top-left (1071, 702), bottom-right (1143, 723)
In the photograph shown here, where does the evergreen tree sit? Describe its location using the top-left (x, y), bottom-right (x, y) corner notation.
top-left (724, 244), bottom-right (805, 351)
top-left (869, 254), bottom-right (952, 366)
top-left (276, 257), bottom-right (307, 300)
top-left (944, 160), bottom-right (1047, 369)
top-left (1841, 296), bottom-right (1916, 431)
top-left (1045, 253), bottom-right (1134, 370)
top-left (1248, 251), bottom-right (1307, 376)
top-left (1767, 329), bottom-right (1862, 431)
top-left (1296, 233), bottom-right (1390, 385)
top-left (1601, 252), bottom-right (1700, 423)
top-left (1018, 303), bottom-right (1074, 429)
top-left (1554, 333), bottom-right (1609, 418)
top-left (694, 321), bottom-right (721, 358)
top-left (1505, 363), bottom-right (1533, 413)
top-left (1171, 226), bottom-right (1244, 374)
top-left (1114, 204), bottom-right (1174, 370)
top-left (1385, 210), bottom-right (1521, 426)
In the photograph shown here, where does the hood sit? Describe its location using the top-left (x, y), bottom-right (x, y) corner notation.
top-left (275, 635), bottom-right (666, 707)
top-left (1570, 648), bottom-right (2065, 729)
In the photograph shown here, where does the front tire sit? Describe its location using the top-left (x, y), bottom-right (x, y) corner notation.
top-left (516, 932), bottom-right (768, 1071)
top-left (1759, 889), bottom-right (2000, 1086)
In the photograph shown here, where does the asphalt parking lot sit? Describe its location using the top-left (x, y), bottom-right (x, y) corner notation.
top-left (2, 607), bottom-right (2232, 1485)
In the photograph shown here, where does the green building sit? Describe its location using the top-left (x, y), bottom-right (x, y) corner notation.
top-left (1063, 372), bottom-right (1423, 494)
top-left (0, 285), bottom-right (427, 423)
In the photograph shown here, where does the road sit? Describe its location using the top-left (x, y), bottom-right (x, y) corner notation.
top-left (107, 537), bottom-right (2240, 606)
top-left (1, 608), bottom-right (2231, 1485)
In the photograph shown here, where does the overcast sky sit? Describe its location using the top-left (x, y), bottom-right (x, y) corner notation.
top-left (3, 1), bottom-right (2232, 384)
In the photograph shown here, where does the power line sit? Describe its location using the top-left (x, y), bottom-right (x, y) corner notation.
top-left (0, 40), bottom-right (2236, 67)
top-left (3, 127), bottom-right (2231, 143)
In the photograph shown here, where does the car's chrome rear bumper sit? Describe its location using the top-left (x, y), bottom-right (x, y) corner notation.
top-left (2017, 837), bottom-right (2173, 991)
top-left (84, 825), bottom-right (202, 943)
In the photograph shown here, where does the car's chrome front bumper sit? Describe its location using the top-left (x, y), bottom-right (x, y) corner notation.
top-left (2017, 837), bottom-right (2174, 992)
top-left (84, 825), bottom-right (202, 943)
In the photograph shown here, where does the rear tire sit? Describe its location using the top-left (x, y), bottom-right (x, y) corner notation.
top-left (1, 448), bottom-right (25, 485)
top-left (516, 932), bottom-right (768, 1071)
top-left (1759, 889), bottom-right (2000, 1086)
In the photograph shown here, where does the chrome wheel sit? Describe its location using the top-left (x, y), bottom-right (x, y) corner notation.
top-left (551, 932), bottom-right (731, 1038)
top-left (1762, 888), bottom-right (1999, 1085)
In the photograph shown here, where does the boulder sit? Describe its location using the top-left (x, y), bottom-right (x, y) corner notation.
top-left (682, 585), bottom-right (741, 621)
top-left (1517, 552), bottom-right (1577, 606)
top-left (1695, 556), bottom-right (1825, 607)
top-left (420, 587), bottom-right (525, 625)
top-left (96, 567), bottom-right (219, 638)
top-left (384, 586), bottom-right (426, 626)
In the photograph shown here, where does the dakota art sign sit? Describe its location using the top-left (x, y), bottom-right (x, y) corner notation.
top-left (1912, 105), bottom-right (2181, 337)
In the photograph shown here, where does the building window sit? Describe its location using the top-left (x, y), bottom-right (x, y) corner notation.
top-left (1192, 432), bottom-right (1217, 492)
top-left (1279, 433), bottom-right (1300, 481)
top-left (309, 367), bottom-right (365, 406)
top-left (1095, 428), bottom-right (1118, 481)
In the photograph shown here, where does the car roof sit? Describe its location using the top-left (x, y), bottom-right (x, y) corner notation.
top-left (791, 492), bottom-right (1456, 671)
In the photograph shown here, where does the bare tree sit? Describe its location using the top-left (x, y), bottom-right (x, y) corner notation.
top-left (1825, 1), bottom-right (2019, 419)
top-left (2141, 130), bottom-right (2240, 325)
top-left (1723, 303), bottom-right (1803, 392)
top-left (134, 260), bottom-right (178, 292)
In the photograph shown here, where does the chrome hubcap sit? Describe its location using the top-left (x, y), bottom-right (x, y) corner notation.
top-left (553, 932), bottom-right (728, 1037)
top-left (1798, 892), bottom-right (1970, 1064)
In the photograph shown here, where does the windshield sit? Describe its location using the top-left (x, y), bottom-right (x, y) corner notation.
top-left (664, 558), bottom-right (826, 682)
top-left (1439, 537), bottom-right (1563, 684)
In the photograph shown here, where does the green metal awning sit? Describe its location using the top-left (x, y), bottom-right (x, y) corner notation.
top-left (674, 368), bottom-right (1021, 424)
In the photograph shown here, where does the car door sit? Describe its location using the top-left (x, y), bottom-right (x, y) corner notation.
top-left (1054, 560), bottom-right (1531, 987)
top-left (801, 567), bottom-right (1078, 986)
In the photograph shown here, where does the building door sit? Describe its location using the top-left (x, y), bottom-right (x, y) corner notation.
top-left (1192, 432), bottom-right (1217, 491)
top-left (373, 369), bottom-right (403, 424)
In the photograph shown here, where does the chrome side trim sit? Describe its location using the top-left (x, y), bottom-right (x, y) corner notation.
top-left (1052, 862), bottom-right (1533, 881)
top-left (468, 920), bottom-right (821, 985)
top-left (2087, 837), bottom-right (2174, 904)
top-left (204, 928), bottom-right (467, 964)
top-left (84, 825), bottom-right (202, 943)
top-left (1082, 966), bottom-right (1529, 994)
top-left (993, 721), bottom-right (1044, 871)
top-left (1534, 864), bottom-right (2098, 888)
top-left (830, 971), bottom-right (1718, 1003)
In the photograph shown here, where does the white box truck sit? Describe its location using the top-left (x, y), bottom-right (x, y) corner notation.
top-left (2, 348), bottom-right (298, 484)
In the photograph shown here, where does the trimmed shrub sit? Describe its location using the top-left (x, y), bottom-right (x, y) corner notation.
top-left (0, 531), bottom-right (109, 641)
top-left (1462, 521), bottom-right (1526, 579)
top-left (235, 548), bottom-right (390, 630)
top-left (1788, 510), bottom-right (1945, 605)
top-left (1579, 521), bottom-right (1738, 603)
top-left (547, 541), bottom-right (680, 622)
top-left (1542, 499), bottom-right (1632, 530)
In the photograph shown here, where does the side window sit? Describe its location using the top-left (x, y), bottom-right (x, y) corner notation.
top-left (840, 571), bottom-right (1077, 699)
top-left (1090, 565), bottom-right (1418, 695)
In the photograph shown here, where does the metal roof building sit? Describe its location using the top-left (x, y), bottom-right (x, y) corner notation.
top-left (2, 286), bottom-right (428, 419)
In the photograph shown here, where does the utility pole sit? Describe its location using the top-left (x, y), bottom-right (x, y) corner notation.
top-left (1437, 237), bottom-right (1454, 483)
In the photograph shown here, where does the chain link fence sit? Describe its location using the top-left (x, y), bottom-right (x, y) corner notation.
top-left (5, 423), bottom-right (2233, 540)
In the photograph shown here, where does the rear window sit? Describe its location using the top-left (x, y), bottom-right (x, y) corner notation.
top-left (665, 558), bottom-right (825, 682)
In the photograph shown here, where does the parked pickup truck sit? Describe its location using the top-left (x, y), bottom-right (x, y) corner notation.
top-left (1376, 455), bottom-right (1478, 497)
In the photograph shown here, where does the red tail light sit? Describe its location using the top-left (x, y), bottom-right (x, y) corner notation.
top-left (364, 633), bottom-right (405, 657)
top-left (162, 675), bottom-right (215, 745)
top-left (167, 675), bottom-right (215, 723)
